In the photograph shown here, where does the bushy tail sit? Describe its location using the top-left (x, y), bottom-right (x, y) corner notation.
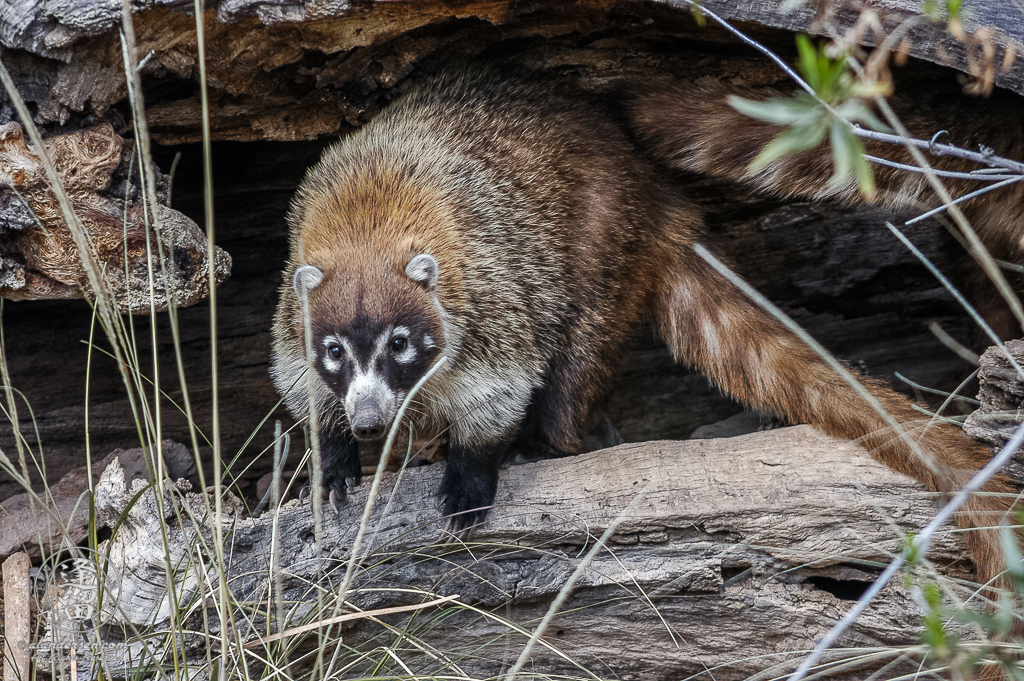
top-left (654, 237), bottom-right (1016, 588)
top-left (629, 79), bottom-right (1024, 258)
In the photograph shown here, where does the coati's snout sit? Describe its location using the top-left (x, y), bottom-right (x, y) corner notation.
top-left (290, 256), bottom-right (444, 441)
top-left (344, 378), bottom-right (396, 441)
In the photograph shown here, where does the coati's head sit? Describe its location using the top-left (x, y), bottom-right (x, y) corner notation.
top-left (292, 252), bottom-right (444, 441)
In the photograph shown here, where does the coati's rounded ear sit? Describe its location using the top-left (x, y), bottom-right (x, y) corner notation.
top-left (405, 253), bottom-right (439, 291)
top-left (292, 264), bottom-right (324, 298)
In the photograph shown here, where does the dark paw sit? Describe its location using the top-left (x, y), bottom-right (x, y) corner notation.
top-left (298, 475), bottom-right (358, 512)
top-left (440, 496), bottom-right (492, 536)
top-left (438, 469), bottom-right (498, 534)
top-left (323, 475), bottom-right (361, 513)
top-left (318, 426), bottom-right (362, 513)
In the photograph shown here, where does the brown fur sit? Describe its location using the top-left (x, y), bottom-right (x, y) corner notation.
top-left (631, 78), bottom-right (1024, 340)
top-left (272, 64), bottom-right (1017, 585)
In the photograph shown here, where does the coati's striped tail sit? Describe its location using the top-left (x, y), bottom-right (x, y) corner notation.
top-left (630, 80), bottom-right (1024, 211)
top-left (654, 242), bottom-right (1016, 588)
top-left (631, 76), bottom-right (1024, 341)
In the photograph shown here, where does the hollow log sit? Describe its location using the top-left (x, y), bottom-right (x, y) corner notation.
top-left (0, 1), bottom-right (1022, 144)
top-left (34, 427), bottom-right (978, 681)
top-left (1, 0), bottom-right (1009, 503)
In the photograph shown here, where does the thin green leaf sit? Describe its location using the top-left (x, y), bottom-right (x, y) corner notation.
top-left (749, 118), bottom-right (828, 171)
top-left (728, 94), bottom-right (820, 125)
top-left (852, 141), bottom-right (875, 198)
top-left (796, 35), bottom-right (819, 90)
top-left (827, 123), bottom-right (875, 197)
top-left (1000, 520), bottom-right (1024, 590)
top-left (829, 121), bottom-right (854, 190)
top-left (834, 99), bottom-right (892, 133)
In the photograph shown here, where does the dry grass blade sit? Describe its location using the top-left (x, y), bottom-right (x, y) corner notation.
top-left (250, 595), bottom-right (461, 646)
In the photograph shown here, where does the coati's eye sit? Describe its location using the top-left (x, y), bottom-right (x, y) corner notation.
top-left (327, 344), bottom-right (343, 360)
top-left (390, 337), bottom-right (408, 353)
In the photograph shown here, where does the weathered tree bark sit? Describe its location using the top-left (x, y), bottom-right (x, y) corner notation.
top-left (0, 121), bottom-right (230, 309)
top-left (0, 439), bottom-right (195, 560)
top-left (964, 340), bottom-right (1024, 482)
top-left (0, 1), bottom-right (1022, 143)
top-left (34, 427), bottom-right (976, 681)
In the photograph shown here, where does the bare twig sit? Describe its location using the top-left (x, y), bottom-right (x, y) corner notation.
top-left (857, 127), bottom-right (1024, 175)
top-left (904, 177), bottom-right (1024, 224)
top-left (862, 155), bottom-right (1022, 182)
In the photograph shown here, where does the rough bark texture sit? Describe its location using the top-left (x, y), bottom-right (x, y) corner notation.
top-left (0, 121), bottom-right (230, 309)
top-left (34, 427), bottom-right (976, 681)
top-left (0, 439), bottom-right (195, 561)
top-left (0, 1), bottom-right (1021, 144)
top-left (964, 340), bottom-right (1024, 481)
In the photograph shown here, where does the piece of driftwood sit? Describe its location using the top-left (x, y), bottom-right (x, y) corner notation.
top-left (0, 440), bottom-right (195, 561)
top-left (34, 426), bottom-right (978, 681)
top-left (0, 121), bottom-right (231, 310)
top-left (2, 552), bottom-right (30, 681)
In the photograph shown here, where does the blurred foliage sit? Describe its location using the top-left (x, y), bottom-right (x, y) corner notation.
top-left (914, 516), bottom-right (1024, 679)
top-left (728, 35), bottom-right (890, 197)
top-left (923, 0), bottom-right (967, 40)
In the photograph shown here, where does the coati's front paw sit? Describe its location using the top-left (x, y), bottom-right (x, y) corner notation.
top-left (322, 470), bottom-right (360, 512)
top-left (320, 427), bottom-right (362, 513)
top-left (439, 489), bottom-right (493, 536)
top-left (438, 452), bottom-right (500, 535)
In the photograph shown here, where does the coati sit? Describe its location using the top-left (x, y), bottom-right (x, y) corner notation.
top-left (270, 63), bottom-right (1018, 586)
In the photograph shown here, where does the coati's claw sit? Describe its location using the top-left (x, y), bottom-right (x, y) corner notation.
top-left (438, 519), bottom-right (477, 545)
top-left (345, 476), bottom-right (358, 491)
top-left (298, 485), bottom-right (311, 506)
top-left (328, 488), bottom-right (341, 514)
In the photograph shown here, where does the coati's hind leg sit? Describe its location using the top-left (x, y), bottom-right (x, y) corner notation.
top-left (655, 243), bottom-right (1016, 587)
top-left (508, 349), bottom-right (624, 460)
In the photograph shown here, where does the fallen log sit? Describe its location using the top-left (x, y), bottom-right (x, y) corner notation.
top-left (35, 426), bottom-right (978, 680)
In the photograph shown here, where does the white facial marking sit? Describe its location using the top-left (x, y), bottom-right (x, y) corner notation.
top-left (423, 334), bottom-right (437, 350)
top-left (344, 329), bottom-right (398, 424)
top-left (322, 334), bottom-right (346, 373)
top-left (390, 325), bottom-right (418, 365)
